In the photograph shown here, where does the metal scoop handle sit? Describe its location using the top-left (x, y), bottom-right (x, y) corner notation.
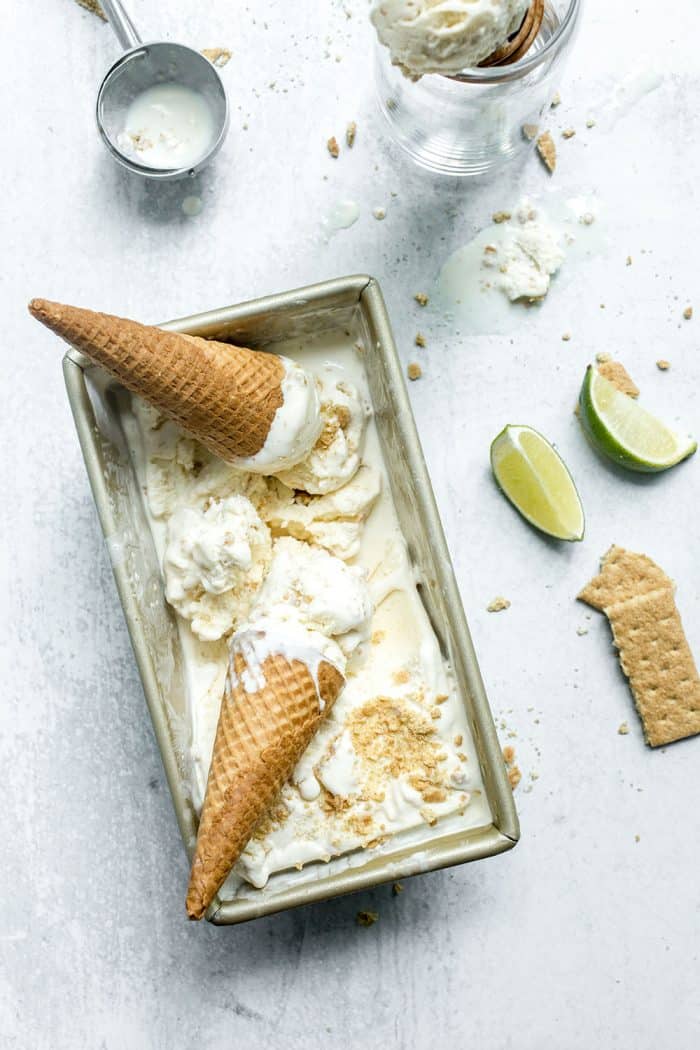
top-left (101, 0), bottom-right (142, 50)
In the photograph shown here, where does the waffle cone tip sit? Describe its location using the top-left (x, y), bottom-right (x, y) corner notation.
top-left (28, 297), bottom-right (54, 323)
top-left (186, 880), bottom-right (209, 921)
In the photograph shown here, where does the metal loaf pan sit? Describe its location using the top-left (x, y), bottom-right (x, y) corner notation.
top-left (63, 274), bottom-right (519, 924)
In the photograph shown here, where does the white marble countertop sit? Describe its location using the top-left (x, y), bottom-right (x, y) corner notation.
top-left (3, 1), bottom-right (700, 1047)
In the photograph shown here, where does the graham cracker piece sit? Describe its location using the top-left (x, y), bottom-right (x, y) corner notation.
top-left (579, 547), bottom-right (700, 747)
top-left (536, 131), bottom-right (556, 173)
top-left (578, 545), bottom-right (671, 609)
top-left (487, 596), bottom-right (510, 612)
top-left (597, 360), bottom-right (639, 399)
top-left (201, 48), bottom-right (232, 68)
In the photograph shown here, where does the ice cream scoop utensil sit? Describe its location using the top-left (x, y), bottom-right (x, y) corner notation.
top-left (96, 0), bottom-right (229, 179)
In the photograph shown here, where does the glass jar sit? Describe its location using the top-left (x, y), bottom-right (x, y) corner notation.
top-left (374, 0), bottom-right (582, 177)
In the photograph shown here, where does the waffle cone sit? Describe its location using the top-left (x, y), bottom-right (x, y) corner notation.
top-left (29, 298), bottom-right (285, 462)
top-left (480, 0), bottom-right (544, 67)
top-left (186, 644), bottom-right (344, 920)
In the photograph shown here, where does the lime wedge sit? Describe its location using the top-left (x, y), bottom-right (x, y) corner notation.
top-left (490, 425), bottom-right (584, 541)
top-left (578, 366), bottom-right (696, 472)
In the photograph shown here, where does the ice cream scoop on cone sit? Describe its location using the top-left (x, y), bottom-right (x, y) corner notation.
top-left (28, 298), bottom-right (321, 472)
top-left (186, 625), bottom-right (345, 920)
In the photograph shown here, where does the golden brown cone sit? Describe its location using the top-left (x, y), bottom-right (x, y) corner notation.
top-left (480, 0), bottom-right (544, 67)
top-left (29, 298), bottom-right (285, 462)
top-left (186, 647), bottom-right (344, 920)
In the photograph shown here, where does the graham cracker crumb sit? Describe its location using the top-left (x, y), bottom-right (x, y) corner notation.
top-left (75, 0), bottom-right (106, 18)
top-left (327, 137), bottom-right (340, 158)
top-left (487, 596), bottom-right (510, 612)
top-left (596, 352), bottom-right (612, 363)
top-left (344, 811), bottom-right (375, 837)
top-left (371, 630), bottom-right (385, 645)
top-left (356, 910), bottom-right (378, 927)
top-left (562, 332), bottom-right (572, 342)
top-left (407, 362), bottom-right (422, 381)
top-left (347, 696), bottom-right (448, 804)
top-left (415, 333), bottom-right (426, 348)
top-left (492, 211), bottom-right (512, 224)
top-left (454, 735), bottom-right (463, 747)
top-left (335, 404), bottom-right (352, 430)
top-left (656, 359), bottom-right (671, 371)
top-left (251, 801), bottom-right (289, 841)
top-left (201, 48), bottom-right (232, 68)
top-left (420, 807), bottom-right (437, 826)
top-left (507, 765), bottom-right (522, 790)
top-left (586, 118), bottom-right (596, 128)
top-left (414, 292), bottom-right (429, 306)
top-left (576, 626), bottom-right (589, 636)
top-left (392, 882), bottom-right (404, 895)
top-left (550, 92), bottom-right (561, 107)
top-left (562, 128), bottom-right (576, 139)
top-left (536, 131), bottom-right (557, 173)
top-left (319, 789), bottom-right (351, 816)
top-left (618, 721), bottom-right (630, 735)
top-left (598, 360), bottom-right (640, 399)
top-left (346, 121), bottom-right (357, 147)
top-left (683, 306), bottom-right (693, 320)
top-left (522, 123), bottom-right (539, 141)
top-left (626, 256), bottom-right (633, 266)
top-left (578, 546), bottom-right (700, 746)
top-left (314, 401), bottom-right (352, 451)
top-left (503, 745), bottom-right (521, 789)
top-left (373, 206), bottom-right (386, 220)
top-left (393, 669), bottom-right (411, 685)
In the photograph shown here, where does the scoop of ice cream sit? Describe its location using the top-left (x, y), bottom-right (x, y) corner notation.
top-left (371, 0), bottom-right (530, 77)
top-left (262, 465), bottom-right (381, 560)
top-left (481, 200), bottom-right (565, 301)
top-left (233, 356), bottom-right (322, 474)
top-left (163, 495), bottom-right (272, 640)
top-left (248, 536), bottom-right (373, 658)
top-left (274, 375), bottom-right (369, 495)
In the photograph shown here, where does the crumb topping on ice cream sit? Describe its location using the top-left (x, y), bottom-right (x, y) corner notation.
top-left (274, 373), bottom-right (369, 494)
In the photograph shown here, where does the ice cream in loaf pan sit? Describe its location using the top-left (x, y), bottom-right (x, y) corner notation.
top-left (123, 329), bottom-right (490, 900)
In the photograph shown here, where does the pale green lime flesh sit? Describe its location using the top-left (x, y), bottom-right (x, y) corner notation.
top-left (579, 367), bottom-right (697, 472)
top-left (491, 425), bottom-right (584, 541)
